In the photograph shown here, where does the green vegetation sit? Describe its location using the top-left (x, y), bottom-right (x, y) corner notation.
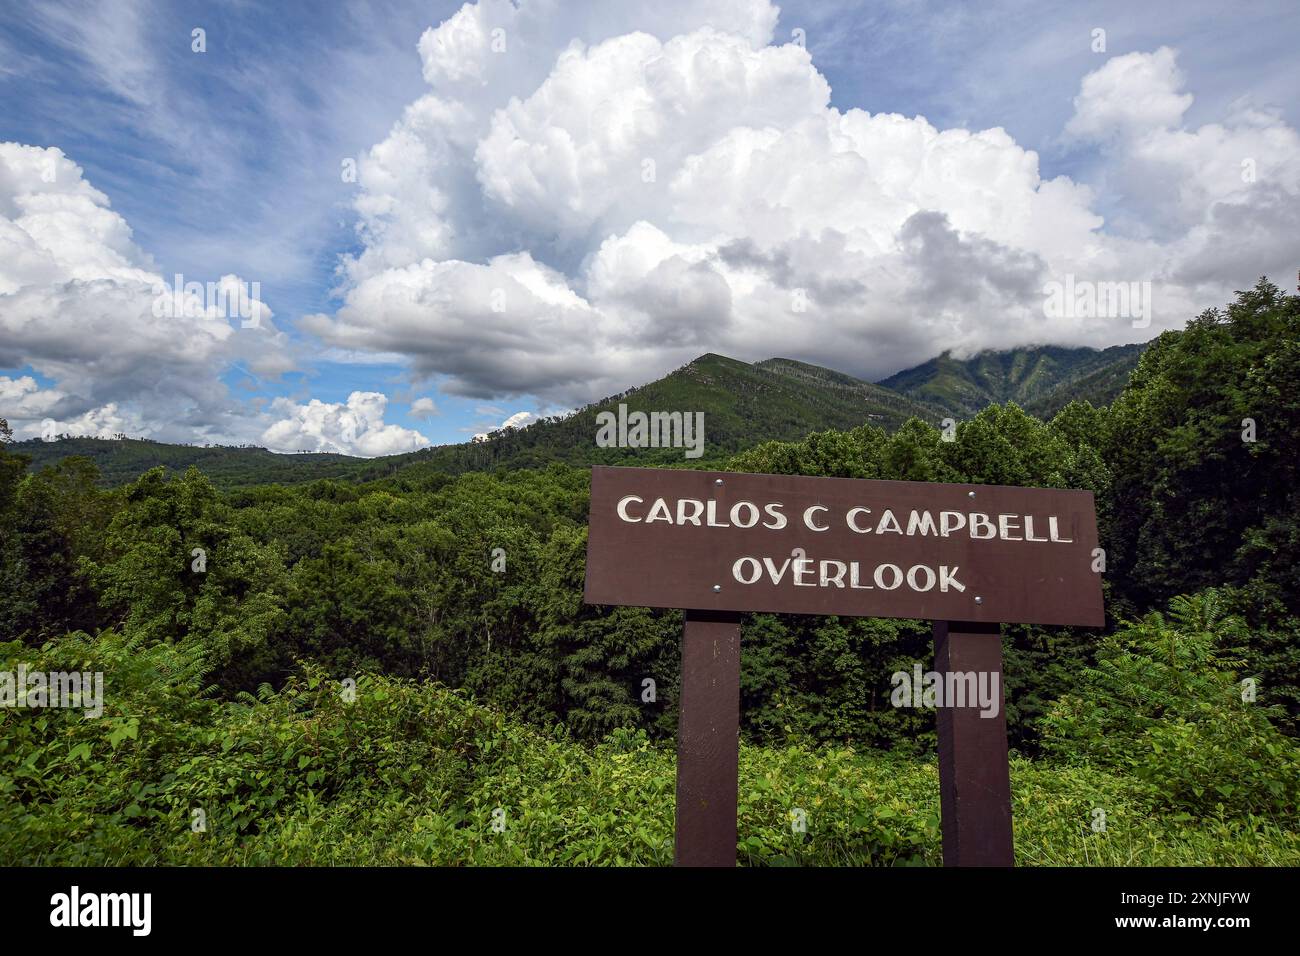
top-left (0, 280), bottom-right (1296, 865)
top-left (3, 630), bottom-right (1293, 866)
top-left (1023, 347), bottom-right (1148, 419)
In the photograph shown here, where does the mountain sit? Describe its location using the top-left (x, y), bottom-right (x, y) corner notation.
top-left (876, 343), bottom-right (1148, 418)
top-left (352, 352), bottom-right (944, 480)
top-left (9, 344), bottom-right (1146, 488)
top-left (10, 437), bottom-right (369, 488)
top-left (10, 354), bottom-right (938, 487)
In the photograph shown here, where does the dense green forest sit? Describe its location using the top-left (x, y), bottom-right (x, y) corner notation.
top-left (1, 280), bottom-right (1297, 865)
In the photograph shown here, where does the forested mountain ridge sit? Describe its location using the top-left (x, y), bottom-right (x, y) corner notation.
top-left (9, 352), bottom-right (941, 486)
top-left (10, 343), bottom-right (1145, 488)
top-left (3, 437), bottom-right (368, 488)
top-left (361, 352), bottom-right (944, 481)
top-left (1021, 348), bottom-right (1149, 418)
top-left (877, 343), bottom-right (1148, 418)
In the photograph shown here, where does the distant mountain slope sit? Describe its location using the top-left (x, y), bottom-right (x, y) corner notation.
top-left (877, 343), bottom-right (1149, 417)
top-left (753, 357), bottom-right (945, 419)
top-left (355, 352), bottom-right (943, 480)
top-left (7, 354), bottom-right (938, 487)
top-left (11, 437), bottom-right (368, 488)
top-left (1022, 346), bottom-right (1148, 418)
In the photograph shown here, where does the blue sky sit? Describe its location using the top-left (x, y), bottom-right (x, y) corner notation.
top-left (2, 0), bottom-right (1298, 453)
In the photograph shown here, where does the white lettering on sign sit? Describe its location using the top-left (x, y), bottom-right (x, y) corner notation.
top-left (803, 505), bottom-right (830, 531)
top-left (616, 497), bottom-right (1073, 544)
top-left (730, 557), bottom-right (966, 594)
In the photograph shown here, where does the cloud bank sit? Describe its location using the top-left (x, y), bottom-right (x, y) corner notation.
top-left (303, 1), bottom-right (1299, 405)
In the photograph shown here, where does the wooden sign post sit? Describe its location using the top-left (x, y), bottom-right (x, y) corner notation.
top-left (584, 466), bottom-right (1103, 867)
top-left (674, 609), bottom-right (742, 866)
top-left (933, 620), bottom-right (1013, 866)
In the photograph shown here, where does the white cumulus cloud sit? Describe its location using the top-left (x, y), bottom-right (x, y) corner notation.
top-left (302, 4), bottom-right (1300, 407)
top-left (410, 396), bottom-right (439, 418)
top-left (0, 142), bottom-right (293, 443)
top-left (261, 391), bottom-right (430, 457)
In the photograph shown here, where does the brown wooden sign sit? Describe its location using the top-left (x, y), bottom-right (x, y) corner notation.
top-left (583, 465), bottom-right (1105, 868)
top-left (585, 466), bottom-right (1103, 627)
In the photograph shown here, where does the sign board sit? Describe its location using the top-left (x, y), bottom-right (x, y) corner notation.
top-left (585, 466), bottom-right (1104, 628)
top-left (583, 464), bottom-right (1106, 867)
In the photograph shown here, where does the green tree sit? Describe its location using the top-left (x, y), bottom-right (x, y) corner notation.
top-left (90, 466), bottom-right (286, 687)
top-left (1104, 278), bottom-right (1300, 610)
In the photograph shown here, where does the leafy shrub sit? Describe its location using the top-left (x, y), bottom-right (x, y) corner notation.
top-left (1041, 590), bottom-right (1300, 819)
top-left (4, 627), bottom-right (1295, 866)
